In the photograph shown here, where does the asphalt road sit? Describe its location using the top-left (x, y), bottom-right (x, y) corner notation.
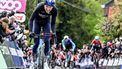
top-left (54, 58), bottom-right (122, 69)
top-left (28, 58), bottom-right (122, 69)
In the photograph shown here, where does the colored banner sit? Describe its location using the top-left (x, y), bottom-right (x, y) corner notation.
top-left (0, 40), bottom-right (25, 68)
top-left (14, 13), bottom-right (26, 22)
top-left (0, 0), bottom-right (27, 12)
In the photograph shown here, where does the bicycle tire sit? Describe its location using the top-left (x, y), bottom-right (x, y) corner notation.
top-left (37, 44), bottom-right (45, 69)
top-left (41, 57), bottom-right (44, 69)
top-left (37, 47), bottom-right (42, 69)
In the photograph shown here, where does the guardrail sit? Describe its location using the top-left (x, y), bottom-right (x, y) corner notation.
top-left (0, 39), bottom-right (25, 69)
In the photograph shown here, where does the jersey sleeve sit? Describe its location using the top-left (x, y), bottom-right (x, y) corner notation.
top-left (28, 3), bottom-right (43, 32)
top-left (51, 7), bottom-right (57, 33)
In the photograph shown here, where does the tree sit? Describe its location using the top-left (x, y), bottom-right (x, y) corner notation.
top-left (101, 1), bottom-right (122, 40)
top-left (56, 0), bottom-right (105, 48)
top-left (25, 0), bottom-right (38, 29)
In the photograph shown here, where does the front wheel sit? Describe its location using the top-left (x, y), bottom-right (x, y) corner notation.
top-left (37, 45), bottom-right (45, 69)
top-left (37, 53), bottom-right (44, 69)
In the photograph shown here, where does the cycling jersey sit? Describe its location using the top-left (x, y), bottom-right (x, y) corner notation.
top-left (28, 2), bottom-right (57, 56)
top-left (91, 39), bottom-right (101, 52)
top-left (62, 38), bottom-right (76, 52)
top-left (29, 2), bottom-right (57, 33)
top-left (91, 39), bottom-right (101, 46)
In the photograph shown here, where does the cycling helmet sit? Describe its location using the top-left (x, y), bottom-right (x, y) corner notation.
top-left (45, 0), bottom-right (55, 6)
top-left (95, 36), bottom-right (99, 40)
top-left (64, 35), bottom-right (69, 39)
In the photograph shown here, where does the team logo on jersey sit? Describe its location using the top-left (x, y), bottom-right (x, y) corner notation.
top-left (38, 13), bottom-right (49, 18)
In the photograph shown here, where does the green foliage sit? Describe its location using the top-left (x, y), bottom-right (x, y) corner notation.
top-left (56, 0), bottom-right (105, 48)
top-left (101, 5), bottom-right (122, 40)
top-left (26, 0), bottom-right (122, 48)
top-left (109, 14), bottom-right (122, 38)
top-left (25, 0), bottom-right (38, 29)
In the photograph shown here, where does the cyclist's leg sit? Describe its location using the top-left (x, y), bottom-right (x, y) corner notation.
top-left (32, 22), bottom-right (41, 62)
top-left (66, 47), bottom-right (72, 67)
top-left (67, 51), bottom-right (71, 62)
top-left (91, 45), bottom-right (95, 54)
top-left (96, 46), bottom-right (101, 68)
top-left (44, 21), bottom-right (50, 56)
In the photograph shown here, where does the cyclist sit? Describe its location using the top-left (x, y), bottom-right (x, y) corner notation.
top-left (62, 35), bottom-right (76, 67)
top-left (28, 0), bottom-right (57, 62)
top-left (62, 35), bottom-right (76, 52)
top-left (91, 36), bottom-right (102, 53)
top-left (91, 36), bottom-right (102, 67)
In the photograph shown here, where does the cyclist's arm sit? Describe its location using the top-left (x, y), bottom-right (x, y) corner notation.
top-left (91, 40), bottom-right (94, 44)
top-left (70, 39), bottom-right (76, 52)
top-left (91, 40), bottom-right (95, 46)
top-left (62, 39), bottom-right (66, 50)
top-left (51, 7), bottom-right (57, 33)
top-left (28, 5), bottom-right (41, 32)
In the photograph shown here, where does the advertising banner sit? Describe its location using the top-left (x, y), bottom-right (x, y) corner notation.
top-left (0, 0), bottom-right (27, 12)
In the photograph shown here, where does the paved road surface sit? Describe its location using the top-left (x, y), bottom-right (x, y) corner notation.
top-left (28, 58), bottom-right (122, 69)
top-left (54, 58), bottom-right (122, 69)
